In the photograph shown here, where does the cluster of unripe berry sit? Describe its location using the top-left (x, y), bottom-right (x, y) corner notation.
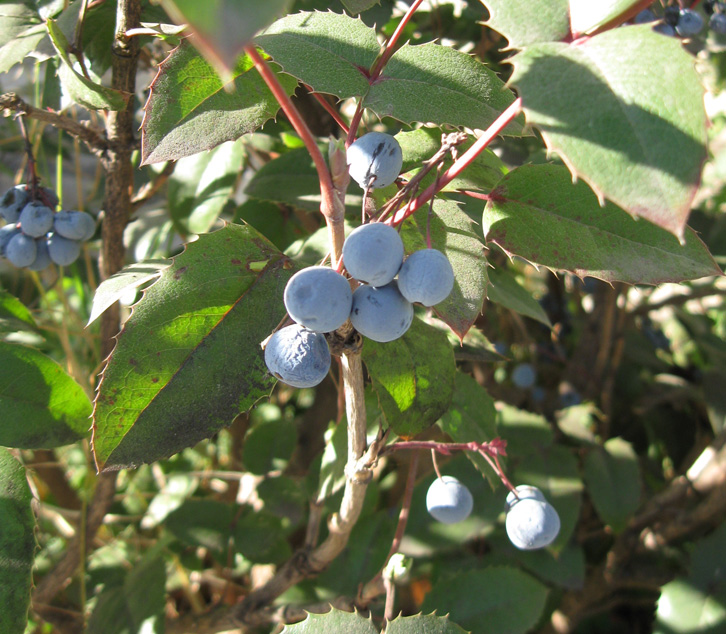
top-left (0, 184), bottom-right (95, 271)
top-left (264, 132), bottom-right (455, 389)
top-left (636, 3), bottom-right (724, 36)
top-left (425, 478), bottom-right (561, 550)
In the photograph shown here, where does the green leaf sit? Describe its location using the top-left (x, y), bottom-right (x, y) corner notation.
top-left (0, 22), bottom-right (44, 74)
top-left (400, 199), bottom-right (488, 339)
top-left (690, 519), bottom-right (726, 593)
top-left (87, 259), bottom-right (169, 326)
top-left (487, 266), bottom-right (551, 327)
top-left (281, 608), bottom-right (378, 634)
top-left (92, 225), bottom-right (291, 471)
top-left (510, 26), bottom-right (708, 239)
top-left (140, 473), bottom-right (199, 530)
top-left (46, 18), bottom-right (127, 110)
top-left (167, 140), bottom-right (246, 234)
top-left (341, 0), bottom-right (380, 13)
top-left (483, 164), bottom-right (721, 284)
top-left (386, 613), bottom-right (469, 634)
top-left (86, 553), bottom-right (166, 634)
top-left (0, 448), bottom-right (35, 634)
top-left (0, 342), bottom-right (91, 449)
top-left (583, 438), bottom-right (640, 533)
top-left (422, 566), bottom-right (549, 634)
top-left (363, 317), bottom-right (455, 437)
top-left (439, 373), bottom-right (498, 480)
top-left (498, 403), bottom-right (553, 451)
top-left (166, 499), bottom-right (233, 552)
top-left (233, 510), bottom-right (291, 564)
top-left (479, 0), bottom-right (570, 49)
top-left (570, 0), bottom-right (642, 36)
top-left (244, 147), bottom-right (362, 214)
top-left (256, 11), bottom-right (380, 99)
top-left (242, 417), bottom-right (296, 475)
top-left (159, 0), bottom-right (293, 77)
top-left (655, 579), bottom-right (726, 634)
top-left (318, 418), bottom-right (348, 501)
top-left (0, 289), bottom-right (37, 333)
top-left (141, 41), bottom-right (297, 164)
top-left (0, 0), bottom-right (39, 48)
top-left (364, 42), bottom-right (525, 134)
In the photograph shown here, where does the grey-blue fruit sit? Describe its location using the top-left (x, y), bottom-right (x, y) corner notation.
top-left (511, 363), bottom-right (536, 389)
top-left (654, 22), bottom-right (677, 36)
top-left (264, 324), bottom-right (331, 388)
top-left (0, 185), bottom-right (29, 223)
top-left (347, 132), bottom-right (403, 190)
top-left (48, 233), bottom-right (81, 266)
top-left (6, 233), bottom-right (37, 268)
top-left (397, 248), bottom-right (454, 306)
top-left (54, 210), bottom-right (96, 241)
top-left (505, 498), bottom-right (561, 550)
top-left (634, 9), bottom-right (656, 23)
top-left (426, 476), bottom-right (474, 524)
top-left (343, 223), bottom-right (404, 287)
top-left (0, 224), bottom-right (21, 257)
top-left (19, 201), bottom-right (54, 237)
top-left (676, 8), bottom-right (705, 35)
top-left (284, 266), bottom-right (352, 333)
top-left (28, 237), bottom-right (51, 271)
top-left (350, 282), bottom-right (413, 342)
top-left (710, 12), bottom-right (726, 33)
top-left (505, 485), bottom-right (546, 513)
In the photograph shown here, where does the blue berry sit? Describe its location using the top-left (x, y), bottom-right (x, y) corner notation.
top-left (347, 132), bottom-right (403, 190)
top-left (19, 201), bottom-right (54, 237)
top-left (53, 210), bottom-right (96, 241)
top-left (0, 185), bottom-right (29, 223)
top-left (28, 237), bottom-right (52, 271)
top-left (47, 233), bottom-right (81, 266)
top-left (505, 485), bottom-right (546, 513)
top-left (264, 324), bottom-right (331, 388)
top-left (343, 223), bottom-right (404, 287)
top-left (676, 8), bottom-right (705, 35)
top-left (710, 12), bottom-right (726, 33)
top-left (6, 233), bottom-right (37, 268)
top-left (0, 224), bottom-right (21, 257)
top-left (397, 248), bottom-right (454, 307)
top-left (505, 497), bottom-right (561, 550)
top-left (350, 282), bottom-right (413, 343)
top-left (284, 266), bottom-right (352, 333)
top-left (426, 476), bottom-right (474, 524)
top-left (511, 363), bottom-right (536, 389)
top-left (634, 9), bottom-right (656, 23)
top-left (654, 22), bottom-right (677, 36)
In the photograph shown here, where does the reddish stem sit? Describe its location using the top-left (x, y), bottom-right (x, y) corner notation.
top-left (307, 87), bottom-right (350, 135)
top-left (388, 98), bottom-right (523, 226)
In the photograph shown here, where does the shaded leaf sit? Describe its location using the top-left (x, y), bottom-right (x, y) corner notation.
top-left (487, 266), bottom-right (551, 327)
top-left (88, 259), bottom-right (169, 326)
top-left (363, 317), bottom-right (455, 437)
top-left (166, 499), bottom-right (233, 552)
top-left (0, 448), bottom-right (35, 634)
top-left (510, 26), bottom-right (707, 238)
top-left (341, 0), bottom-right (380, 13)
top-left (282, 608), bottom-right (378, 634)
top-left (46, 18), bottom-right (126, 110)
top-left (92, 225), bottom-right (292, 470)
top-left (318, 418), bottom-right (348, 501)
top-left (422, 566), bottom-right (548, 634)
top-left (0, 22), bottom-right (44, 73)
top-left (386, 613), bottom-right (468, 634)
top-left (242, 417), bottom-right (296, 475)
top-left (400, 199), bottom-right (488, 339)
top-left (0, 289), bottom-right (37, 333)
top-left (233, 510), bottom-right (291, 564)
top-left (483, 164), bottom-right (721, 284)
top-left (141, 41), bottom-right (297, 164)
top-left (583, 437), bottom-right (640, 533)
top-left (479, 0), bottom-right (570, 49)
top-left (0, 342), bottom-right (91, 449)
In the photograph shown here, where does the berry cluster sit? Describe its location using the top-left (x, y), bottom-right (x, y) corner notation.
top-left (264, 132), bottom-right (455, 389)
top-left (0, 184), bottom-right (95, 271)
top-left (636, 4), bottom-right (724, 36)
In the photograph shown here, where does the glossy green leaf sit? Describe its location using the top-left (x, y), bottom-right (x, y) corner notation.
top-left (0, 448), bottom-right (35, 634)
top-left (487, 266), bottom-right (552, 327)
top-left (88, 259), bottom-right (169, 326)
top-left (510, 26), bottom-right (707, 238)
top-left (0, 342), bottom-right (91, 449)
top-left (92, 225), bottom-right (291, 470)
top-left (479, 0), bottom-right (570, 49)
top-left (167, 140), bottom-right (246, 234)
top-left (141, 41), bottom-right (297, 164)
top-left (86, 553), bottom-right (166, 634)
top-left (159, 0), bottom-right (293, 77)
top-left (46, 18), bottom-right (126, 110)
top-left (655, 579), bottom-right (726, 634)
top-left (583, 437), bottom-right (640, 533)
top-left (256, 11), bottom-right (380, 99)
top-left (570, 0), bottom-right (642, 36)
top-left (282, 608), bottom-right (378, 634)
top-left (244, 147), bottom-right (362, 214)
top-left (365, 42), bottom-right (525, 134)
top-left (422, 566), bottom-right (548, 634)
top-left (400, 199), bottom-right (488, 339)
top-left (0, 289), bottom-right (37, 333)
top-left (386, 613), bottom-right (468, 634)
top-left (439, 373), bottom-right (498, 480)
top-left (483, 165), bottom-right (721, 284)
top-left (363, 317), bottom-right (455, 437)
